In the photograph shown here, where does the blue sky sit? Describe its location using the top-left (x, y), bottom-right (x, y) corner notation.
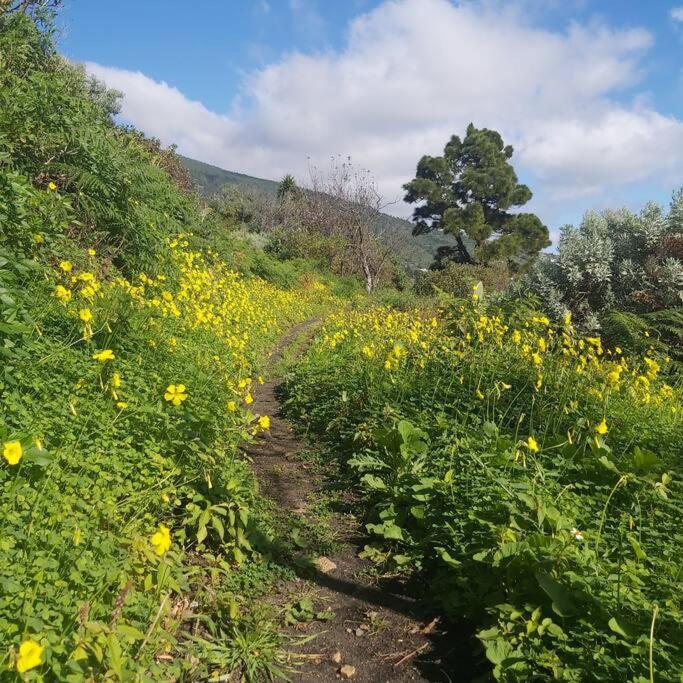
top-left (58, 1), bottom-right (683, 239)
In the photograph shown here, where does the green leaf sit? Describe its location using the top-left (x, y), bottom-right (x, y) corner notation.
top-left (117, 624), bottom-right (146, 641)
top-left (361, 474), bottom-right (386, 490)
top-left (535, 572), bottom-right (577, 617)
top-left (631, 447), bottom-right (659, 472)
top-left (608, 617), bottom-right (634, 640)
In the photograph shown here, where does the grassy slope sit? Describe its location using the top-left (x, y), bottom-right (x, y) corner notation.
top-left (179, 154), bottom-right (459, 271)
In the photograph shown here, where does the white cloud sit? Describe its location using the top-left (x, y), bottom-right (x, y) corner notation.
top-left (86, 0), bottom-right (683, 230)
top-left (671, 6), bottom-right (683, 22)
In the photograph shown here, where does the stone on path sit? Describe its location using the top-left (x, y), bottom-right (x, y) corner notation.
top-left (314, 556), bottom-right (337, 573)
top-left (339, 664), bottom-right (356, 678)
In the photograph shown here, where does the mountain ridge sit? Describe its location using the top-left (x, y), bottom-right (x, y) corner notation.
top-left (179, 154), bottom-right (458, 271)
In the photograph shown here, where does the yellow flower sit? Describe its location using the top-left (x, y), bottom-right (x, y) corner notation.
top-left (16, 639), bottom-right (44, 673)
top-left (227, 401), bottom-right (237, 412)
top-left (112, 372), bottom-right (122, 388)
top-left (33, 234), bottom-right (45, 244)
top-left (150, 524), bottom-right (171, 556)
top-left (164, 384), bottom-right (187, 406)
top-left (3, 441), bottom-right (23, 466)
top-left (475, 389), bottom-right (484, 400)
top-left (79, 308), bottom-right (93, 323)
top-left (88, 248), bottom-right (96, 256)
top-left (526, 436), bottom-right (539, 452)
top-left (54, 285), bottom-right (72, 304)
top-left (258, 415), bottom-right (271, 430)
top-left (92, 349), bottom-right (115, 362)
top-left (244, 392), bottom-right (253, 405)
top-left (59, 260), bottom-right (72, 272)
top-left (116, 401), bottom-right (128, 410)
top-left (595, 419), bottom-right (608, 435)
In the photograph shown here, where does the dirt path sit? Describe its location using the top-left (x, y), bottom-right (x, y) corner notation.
top-left (243, 320), bottom-right (470, 682)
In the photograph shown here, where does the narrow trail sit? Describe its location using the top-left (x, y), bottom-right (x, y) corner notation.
top-left (243, 320), bottom-right (465, 683)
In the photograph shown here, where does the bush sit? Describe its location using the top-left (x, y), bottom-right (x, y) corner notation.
top-left (524, 199), bottom-right (683, 330)
top-left (415, 260), bottom-right (510, 298)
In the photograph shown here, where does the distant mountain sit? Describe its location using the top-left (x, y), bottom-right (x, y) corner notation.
top-left (179, 155), bottom-right (458, 271)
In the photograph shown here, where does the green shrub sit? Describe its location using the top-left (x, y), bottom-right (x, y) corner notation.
top-left (415, 260), bottom-right (510, 298)
top-left (285, 301), bottom-right (683, 681)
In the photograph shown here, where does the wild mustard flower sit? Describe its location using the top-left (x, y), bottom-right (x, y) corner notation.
top-left (59, 260), bottom-right (72, 272)
top-left (79, 308), bottom-right (93, 323)
top-left (88, 248), bottom-right (96, 256)
top-left (54, 285), bottom-right (71, 304)
top-left (227, 401), bottom-right (237, 412)
top-left (33, 234), bottom-right (44, 244)
top-left (164, 384), bottom-right (187, 406)
top-left (47, 181), bottom-right (57, 191)
top-left (3, 441), bottom-right (22, 465)
top-left (526, 436), bottom-right (539, 452)
top-left (595, 419), bottom-right (608, 435)
top-left (258, 415), bottom-right (271, 430)
top-left (150, 524), bottom-right (171, 556)
top-left (244, 392), bottom-right (253, 405)
top-left (92, 349), bottom-right (115, 362)
top-left (16, 639), bottom-right (44, 672)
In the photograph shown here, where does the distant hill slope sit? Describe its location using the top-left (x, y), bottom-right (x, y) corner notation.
top-left (179, 155), bottom-right (458, 271)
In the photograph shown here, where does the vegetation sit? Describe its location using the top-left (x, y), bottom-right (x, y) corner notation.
top-left (2, 3), bottom-right (682, 681)
top-left (522, 197), bottom-right (683, 358)
top-left (180, 154), bottom-right (462, 272)
top-left (285, 300), bottom-right (682, 681)
top-left (0, 9), bottom-right (335, 679)
top-left (404, 123), bottom-right (551, 265)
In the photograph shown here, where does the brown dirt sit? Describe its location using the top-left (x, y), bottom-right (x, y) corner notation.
top-left (243, 321), bottom-right (480, 682)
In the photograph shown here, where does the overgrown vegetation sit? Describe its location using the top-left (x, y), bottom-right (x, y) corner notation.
top-left (522, 200), bottom-right (683, 357)
top-left (285, 300), bottom-right (682, 681)
top-left (0, 9), bottom-right (335, 679)
top-left (2, 3), bottom-right (682, 681)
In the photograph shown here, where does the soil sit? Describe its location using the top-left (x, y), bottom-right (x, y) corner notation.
top-left (243, 320), bottom-right (481, 683)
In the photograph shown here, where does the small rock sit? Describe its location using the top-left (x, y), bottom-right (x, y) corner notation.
top-left (331, 651), bottom-right (342, 665)
top-left (339, 664), bottom-right (356, 679)
top-left (314, 556), bottom-right (337, 573)
top-left (354, 627), bottom-right (365, 637)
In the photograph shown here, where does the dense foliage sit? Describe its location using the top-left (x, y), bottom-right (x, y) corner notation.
top-left (523, 196), bottom-right (683, 353)
top-left (404, 123), bottom-right (550, 264)
top-left (285, 300), bottom-right (682, 681)
top-left (0, 10), bottom-right (335, 679)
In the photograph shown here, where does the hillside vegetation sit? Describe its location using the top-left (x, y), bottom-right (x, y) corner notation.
top-left (179, 155), bottom-right (460, 272)
top-left (1, 5), bottom-right (681, 683)
top-left (0, 10), bottom-right (335, 680)
top-left (285, 302), bottom-right (682, 681)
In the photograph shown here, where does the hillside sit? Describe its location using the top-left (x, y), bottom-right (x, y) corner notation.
top-left (179, 154), bottom-right (459, 271)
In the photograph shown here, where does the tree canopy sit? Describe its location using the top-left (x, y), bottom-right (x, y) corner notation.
top-left (404, 123), bottom-right (550, 265)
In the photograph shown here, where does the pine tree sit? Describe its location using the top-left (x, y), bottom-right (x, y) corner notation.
top-left (403, 123), bottom-right (550, 265)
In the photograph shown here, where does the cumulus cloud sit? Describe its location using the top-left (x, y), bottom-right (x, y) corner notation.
top-left (86, 0), bottom-right (683, 228)
top-left (671, 6), bottom-right (683, 22)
